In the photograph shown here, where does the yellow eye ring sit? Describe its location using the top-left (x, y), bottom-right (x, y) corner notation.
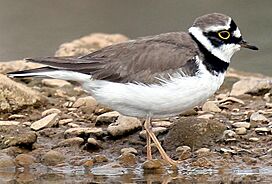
top-left (218, 30), bottom-right (230, 40)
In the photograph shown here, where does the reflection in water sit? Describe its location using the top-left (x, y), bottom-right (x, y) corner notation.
top-left (1, 167), bottom-right (272, 183)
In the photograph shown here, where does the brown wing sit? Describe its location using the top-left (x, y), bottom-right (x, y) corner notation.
top-left (26, 32), bottom-right (200, 84)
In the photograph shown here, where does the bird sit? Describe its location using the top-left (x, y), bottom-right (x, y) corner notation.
top-left (8, 13), bottom-right (258, 165)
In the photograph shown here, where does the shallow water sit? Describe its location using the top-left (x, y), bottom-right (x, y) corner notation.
top-left (1, 166), bottom-right (272, 183)
top-left (0, 0), bottom-right (271, 75)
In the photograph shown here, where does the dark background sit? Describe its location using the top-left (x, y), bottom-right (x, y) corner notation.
top-left (0, 0), bottom-right (270, 75)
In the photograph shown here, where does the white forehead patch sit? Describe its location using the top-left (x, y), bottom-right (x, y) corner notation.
top-left (204, 17), bottom-right (232, 32)
top-left (233, 27), bottom-right (241, 38)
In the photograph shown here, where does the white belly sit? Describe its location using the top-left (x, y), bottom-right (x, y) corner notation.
top-left (84, 72), bottom-right (225, 118)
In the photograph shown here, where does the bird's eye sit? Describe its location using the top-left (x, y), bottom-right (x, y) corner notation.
top-left (218, 30), bottom-right (230, 40)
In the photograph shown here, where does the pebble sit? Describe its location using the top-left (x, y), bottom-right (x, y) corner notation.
top-left (119, 152), bottom-right (136, 166)
top-left (197, 114), bottom-right (214, 119)
top-left (42, 108), bottom-right (61, 117)
top-left (218, 97), bottom-right (245, 105)
top-left (235, 127), bottom-right (247, 135)
top-left (192, 157), bottom-right (214, 167)
top-left (220, 148), bottom-right (237, 154)
top-left (67, 123), bottom-right (80, 128)
top-left (59, 118), bottom-right (73, 125)
top-left (30, 113), bottom-right (59, 131)
top-left (87, 138), bottom-right (100, 147)
top-left (3, 131), bottom-right (37, 148)
top-left (107, 115), bottom-right (142, 137)
top-left (139, 127), bottom-right (168, 139)
top-left (42, 78), bottom-right (71, 87)
top-left (15, 154), bottom-right (36, 168)
top-left (152, 121), bottom-right (173, 128)
top-left (95, 111), bottom-right (120, 125)
top-left (266, 102), bottom-right (272, 108)
top-left (232, 122), bottom-right (251, 129)
top-left (195, 148), bottom-right (210, 155)
top-left (8, 114), bottom-right (26, 120)
top-left (176, 146), bottom-right (191, 160)
top-left (120, 147), bottom-right (138, 155)
top-left (223, 130), bottom-right (236, 138)
top-left (93, 155), bottom-right (108, 163)
top-left (202, 101), bottom-right (221, 113)
top-left (41, 150), bottom-right (65, 166)
top-left (264, 93), bottom-right (271, 102)
top-left (250, 112), bottom-right (268, 123)
top-left (73, 96), bottom-right (97, 112)
top-left (249, 137), bottom-right (260, 142)
top-left (0, 121), bottom-right (20, 126)
top-left (64, 127), bottom-right (103, 138)
top-left (142, 159), bottom-right (164, 171)
top-left (57, 137), bottom-right (84, 147)
top-left (0, 153), bottom-right (16, 169)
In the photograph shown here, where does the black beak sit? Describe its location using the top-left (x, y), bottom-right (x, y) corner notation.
top-left (239, 40), bottom-right (259, 50)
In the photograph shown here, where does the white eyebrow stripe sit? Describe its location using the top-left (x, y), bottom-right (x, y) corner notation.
top-left (233, 27), bottom-right (242, 38)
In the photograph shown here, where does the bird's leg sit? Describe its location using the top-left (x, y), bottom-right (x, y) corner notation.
top-left (144, 116), bottom-right (178, 165)
top-left (144, 116), bottom-right (152, 160)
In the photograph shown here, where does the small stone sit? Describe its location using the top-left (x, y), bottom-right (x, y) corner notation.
top-left (266, 102), bottom-right (272, 108)
top-left (73, 96), bottom-right (97, 112)
top-left (95, 111), bottom-right (120, 125)
top-left (59, 118), bottom-right (73, 125)
top-left (220, 148), bottom-right (237, 154)
top-left (67, 123), bottom-right (80, 128)
top-left (0, 121), bottom-right (20, 126)
top-left (195, 148), bottom-right (210, 155)
top-left (202, 101), bottom-right (221, 113)
top-left (119, 152), bottom-right (136, 166)
top-left (249, 137), bottom-right (259, 142)
top-left (176, 146), bottom-right (191, 160)
top-left (142, 159), bottom-right (164, 170)
top-left (139, 127), bottom-right (168, 139)
top-left (107, 115), bottom-right (142, 137)
top-left (218, 97), bottom-right (245, 105)
top-left (255, 127), bottom-right (270, 133)
top-left (42, 108), bottom-right (61, 117)
top-left (83, 160), bottom-right (94, 168)
top-left (264, 93), bottom-right (271, 102)
top-left (57, 137), bottom-right (84, 147)
top-left (64, 127), bottom-right (103, 138)
top-left (41, 150), bottom-right (65, 166)
top-left (232, 122), bottom-right (251, 129)
top-left (87, 138), bottom-right (100, 147)
top-left (3, 131), bottom-right (37, 148)
top-left (30, 113), bottom-right (59, 131)
top-left (0, 153), bottom-right (16, 169)
top-left (120, 147), bottom-right (138, 155)
top-left (152, 121), bottom-right (173, 128)
top-left (8, 114), bottom-right (26, 120)
top-left (93, 155), bottom-right (108, 163)
top-left (197, 114), bottom-right (214, 119)
top-left (250, 112), bottom-right (268, 123)
top-left (235, 127), bottom-right (247, 135)
top-left (223, 130), bottom-right (236, 138)
top-left (42, 79), bottom-right (71, 87)
top-left (15, 154), bottom-right (35, 168)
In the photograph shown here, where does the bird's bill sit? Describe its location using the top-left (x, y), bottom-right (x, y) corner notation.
top-left (239, 40), bottom-right (259, 50)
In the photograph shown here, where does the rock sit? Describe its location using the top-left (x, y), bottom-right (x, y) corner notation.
top-left (120, 147), bottom-right (138, 155)
top-left (41, 79), bottom-right (71, 88)
top-left (192, 157), bottom-right (214, 167)
top-left (152, 121), bottom-right (173, 128)
top-left (164, 117), bottom-right (226, 150)
top-left (8, 114), bottom-right (26, 120)
top-left (73, 96), bottom-right (98, 113)
top-left (197, 114), bottom-right (214, 119)
top-left (235, 127), bottom-right (247, 135)
top-left (57, 137), bottom-right (84, 147)
top-left (15, 154), bottom-right (35, 168)
top-left (41, 150), bottom-right (65, 166)
top-left (30, 113), bottom-right (59, 131)
top-left (83, 160), bottom-right (94, 168)
top-left (255, 127), bottom-right (270, 133)
top-left (95, 111), bottom-right (120, 125)
top-left (1, 129), bottom-right (37, 149)
top-left (87, 138), bottom-right (100, 148)
top-left (67, 123), bottom-right (80, 128)
top-left (59, 118), bottom-right (73, 125)
top-left (176, 146), bottom-right (191, 160)
top-left (0, 121), bottom-right (20, 126)
top-left (230, 78), bottom-right (272, 96)
top-left (139, 127), bottom-right (168, 139)
top-left (93, 155), bottom-right (108, 163)
top-left (223, 130), bottom-right (237, 138)
top-left (195, 148), bottom-right (211, 156)
top-left (0, 153), bottom-right (16, 169)
top-left (0, 74), bottom-right (44, 112)
top-left (142, 159), bottom-right (164, 171)
top-left (264, 93), bottom-right (271, 102)
top-left (249, 137), bottom-right (259, 142)
top-left (42, 108), bottom-right (61, 117)
top-left (220, 148), bottom-right (237, 154)
top-left (202, 101), bottom-right (221, 113)
top-left (218, 97), bottom-right (245, 105)
top-left (64, 127), bottom-right (103, 138)
top-left (107, 115), bottom-right (142, 137)
top-left (119, 152), bottom-right (136, 166)
top-left (232, 122), bottom-right (251, 129)
top-left (250, 112), bottom-right (268, 123)
top-left (55, 33), bottom-right (129, 57)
